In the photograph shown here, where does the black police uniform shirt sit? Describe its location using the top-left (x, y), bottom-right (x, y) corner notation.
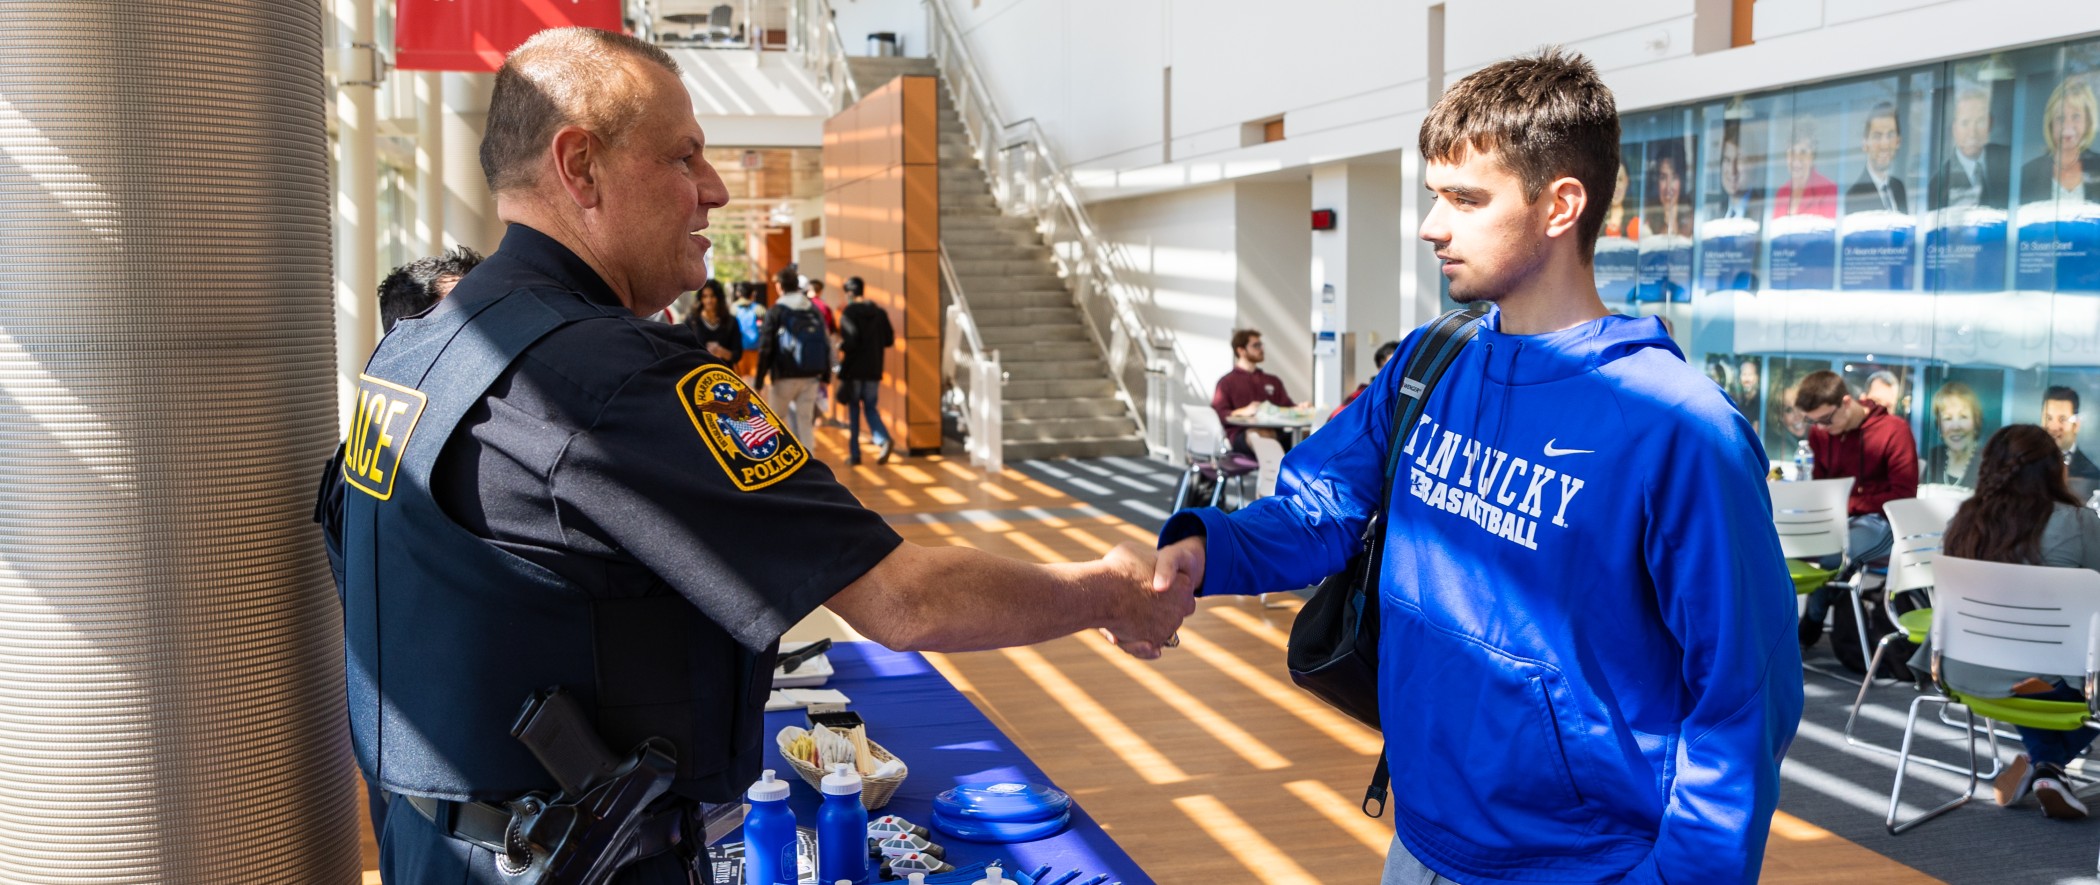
top-left (323, 223), bottom-right (901, 654)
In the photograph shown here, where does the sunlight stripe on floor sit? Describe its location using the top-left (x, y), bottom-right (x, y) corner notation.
top-left (1283, 779), bottom-right (1394, 856)
top-left (1173, 794), bottom-right (1321, 885)
top-left (1076, 631), bottom-right (1290, 770)
top-left (1210, 605), bottom-right (1290, 652)
top-left (1001, 646), bottom-right (1189, 784)
top-left (1176, 629), bottom-right (1382, 755)
top-left (1119, 498), bottom-right (1172, 521)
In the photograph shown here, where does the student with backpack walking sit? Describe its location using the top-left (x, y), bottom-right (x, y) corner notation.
top-left (756, 267), bottom-right (832, 445)
top-left (837, 276), bottom-right (895, 464)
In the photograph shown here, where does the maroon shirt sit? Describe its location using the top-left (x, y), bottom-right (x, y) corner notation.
top-left (1212, 367), bottom-right (1294, 438)
top-left (1809, 400), bottom-right (1919, 517)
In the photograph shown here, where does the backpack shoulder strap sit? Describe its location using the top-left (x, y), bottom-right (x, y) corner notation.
top-left (1354, 310), bottom-right (1480, 820)
top-left (1376, 309), bottom-right (1486, 518)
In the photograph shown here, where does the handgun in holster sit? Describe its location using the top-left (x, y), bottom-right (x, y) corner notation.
top-left (500, 686), bottom-right (680, 885)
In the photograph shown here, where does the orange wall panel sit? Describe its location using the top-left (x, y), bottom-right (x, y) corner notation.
top-left (823, 76), bottom-right (941, 453)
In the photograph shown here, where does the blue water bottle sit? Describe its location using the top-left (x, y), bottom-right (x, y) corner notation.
top-left (818, 764), bottom-right (869, 885)
top-left (744, 770), bottom-right (797, 885)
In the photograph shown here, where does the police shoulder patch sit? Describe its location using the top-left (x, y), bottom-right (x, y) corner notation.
top-left (676, 365), bottom-right (808, 491)
top-left (343, 374), bottom-right (429, 501)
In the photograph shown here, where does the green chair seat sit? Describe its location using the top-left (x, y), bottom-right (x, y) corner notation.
top-left (1950, 692), bottom-right (2093, 732)
top-left (1788, 559), bottom-right (1836, 595)
top-left (1896, 608), bottom-right (1932, 644)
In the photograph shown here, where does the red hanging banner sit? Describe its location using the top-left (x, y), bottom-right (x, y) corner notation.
top-left (396, 0), bottom-right (626, 72)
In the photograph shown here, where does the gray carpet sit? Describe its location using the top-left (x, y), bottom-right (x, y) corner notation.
top-left (1013, 455), bottom-right (2100, 884)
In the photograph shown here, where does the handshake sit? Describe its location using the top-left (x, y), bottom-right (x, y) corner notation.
top-left (1092, 538), bottom-right (1208, 660)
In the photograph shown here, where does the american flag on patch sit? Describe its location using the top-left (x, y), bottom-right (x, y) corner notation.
top-left (727, 410), bottom-right (779, 450)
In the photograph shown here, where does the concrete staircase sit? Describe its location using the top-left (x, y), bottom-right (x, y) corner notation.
top-left (849, 57), bottom-right (1147, 460)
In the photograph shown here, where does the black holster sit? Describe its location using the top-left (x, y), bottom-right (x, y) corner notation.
top-left (499, 686), bottom-right (681, 885)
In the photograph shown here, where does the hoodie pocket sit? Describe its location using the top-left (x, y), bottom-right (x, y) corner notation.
top-left (1384, 615), bottom-right (1600, 851)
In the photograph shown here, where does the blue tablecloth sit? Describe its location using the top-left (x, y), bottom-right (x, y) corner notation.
top-left (753, 641), bottom-right (1153, 884)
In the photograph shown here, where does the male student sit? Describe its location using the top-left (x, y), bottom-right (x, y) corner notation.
top-left (1152, 48), bottom-right (1801, 885)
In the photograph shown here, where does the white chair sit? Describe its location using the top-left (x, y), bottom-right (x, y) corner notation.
top-left (1768, 478), bottom-right (1870, 678)
top-left (1169, 405), bottom-right (1256, 512)
top-left (1846, 496), bottom-right (1995, 774)
top-left (1916, 483), bottom-right (1973, 502)
top-left (1886, 556), bottom-right (2100, 836)
top-left (1249, 434), bottom-right (1285, 499)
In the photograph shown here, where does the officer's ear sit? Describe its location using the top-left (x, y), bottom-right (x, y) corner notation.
top-left (550, 125), bottom-right (603, 210)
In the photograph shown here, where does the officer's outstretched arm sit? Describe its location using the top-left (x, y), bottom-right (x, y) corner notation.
top-left (826, 541), bottom-right (1193, 659)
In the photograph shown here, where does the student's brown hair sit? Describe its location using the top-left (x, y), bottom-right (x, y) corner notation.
top-left (1230, 329), bottom-right (1263, 354)
top-left (1418, 46), bottom-right (1621, 257)
top-left (1944, 425), bottom-right (2080, 565)
top-left (1792, 370), bottom-right (1851, 412)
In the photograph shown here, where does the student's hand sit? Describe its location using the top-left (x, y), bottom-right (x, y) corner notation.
top-left (706, 343), bottom-right (732, 359)
top-left (1230, 403), bottom-right (1258, 418)
top-left (1097, 542), bottom-right (1196, 659)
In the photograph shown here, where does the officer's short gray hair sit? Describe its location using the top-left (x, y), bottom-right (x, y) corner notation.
top-left (481, 27), bottom-right (682, 195)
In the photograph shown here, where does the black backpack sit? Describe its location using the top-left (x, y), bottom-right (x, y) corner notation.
top-left (1831, 585), bottom-right (1918, 680)
top-left (1286, 308), bottom-right (1483, 816)
top-left (775, 306), bottom-right (830, 377)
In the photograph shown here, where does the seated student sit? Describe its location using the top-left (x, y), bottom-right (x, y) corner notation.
top-left (1331, 340), bottom-right (1401, 420)
top-left (1795, 370), bottom-right (1919, 647)
top-left (1210, 328), bottom-right (1294, 456)
top-left (1921, 425), bottom-right (2100, 820)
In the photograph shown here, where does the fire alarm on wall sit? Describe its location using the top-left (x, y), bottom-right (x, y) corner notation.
top-left (1311, 208), bottom-right (1338, 231)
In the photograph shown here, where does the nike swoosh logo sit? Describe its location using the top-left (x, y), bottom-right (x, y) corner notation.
top-left (1542, 439), bottom-right (1594, 457)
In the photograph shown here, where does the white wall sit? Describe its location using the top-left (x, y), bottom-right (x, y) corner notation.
top-left (1091, 183), bottom-right (1240, 410)
top-left (940, 0), bottom-right (2100, 204)
top-left (1235, 180), bottom-right (1313, 404)
top-left (831, 0), bottom-right (928, 58)
top-left (668, 48), bottom-right (831, 147)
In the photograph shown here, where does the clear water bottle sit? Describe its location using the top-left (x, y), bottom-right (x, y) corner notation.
top-left (1793, 440), bottom-right (1814, 482)
top-left (817, 764), bottom-right (869, 885)
top-left (743, 770), bottom-right (796, 885)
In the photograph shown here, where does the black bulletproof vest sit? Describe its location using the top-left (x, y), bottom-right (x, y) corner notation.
top-left (342, 286), bottom-right (771, 804)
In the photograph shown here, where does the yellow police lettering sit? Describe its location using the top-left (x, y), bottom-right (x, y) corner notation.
top-left (344, 374), bottom-right (429, 501)
top-left (361, 392), bottom-right (394, 482)
top-left (349, 388), bottom-right (379, 476)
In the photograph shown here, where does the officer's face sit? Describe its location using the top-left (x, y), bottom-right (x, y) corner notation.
top-left (597, 68), bottom-right (731, 315)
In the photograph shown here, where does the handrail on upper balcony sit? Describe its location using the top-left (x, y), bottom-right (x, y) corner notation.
top-left (920, 0), bottom-right (1205, 456)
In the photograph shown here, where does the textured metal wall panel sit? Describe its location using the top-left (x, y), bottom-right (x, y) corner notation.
top-left (0, 2), bottom-right (357, 882)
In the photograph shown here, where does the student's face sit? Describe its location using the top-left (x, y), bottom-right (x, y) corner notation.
top-left (1936, 402), bottom-right (1977, 451)
top-left (1420, 148), bottom-right (1557, 304)
top-left (1719, 140), bottom-right (1746, 197)
top-left (1953, 95), bottom-right (1991, 160)
top-left (1656, 159), bottom-right (1682, 206)
top-left (2044, 399), bottom-right (2081, 451)
top-left (1863, 115), bottom-right (1901, 175)
top-left (1237, 336), bottom-right (1265, 364)
top-left (1787, 138), bottom-right (1815, 184)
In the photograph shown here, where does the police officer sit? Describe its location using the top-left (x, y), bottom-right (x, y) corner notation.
top-left (321, 28), bottom-right (1191, 885)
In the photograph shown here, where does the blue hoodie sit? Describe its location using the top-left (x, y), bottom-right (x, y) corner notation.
top-left (1162, 311), bottom-right (1802, 884)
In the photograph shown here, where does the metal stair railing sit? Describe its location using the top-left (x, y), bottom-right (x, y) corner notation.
top-left (922, 0), bottom-right (1201, 457)
top-left (938, 243), bottom-right (1003, 473)
top-left (789, 0), bottom-right (860, 112)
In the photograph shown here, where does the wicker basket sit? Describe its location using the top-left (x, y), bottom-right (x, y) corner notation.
top-left (776, 731), bottom-right (908, 810)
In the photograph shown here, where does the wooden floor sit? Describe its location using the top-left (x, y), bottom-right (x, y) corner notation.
top-left (356, 419), bottom-right (1943, 884)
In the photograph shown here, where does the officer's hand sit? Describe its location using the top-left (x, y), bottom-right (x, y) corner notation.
top-left (1098, 542), bottom-right (1196, 660)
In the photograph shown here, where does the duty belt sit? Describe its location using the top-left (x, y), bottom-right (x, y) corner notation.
top-left (402, 795), bottom-right (691, 863)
